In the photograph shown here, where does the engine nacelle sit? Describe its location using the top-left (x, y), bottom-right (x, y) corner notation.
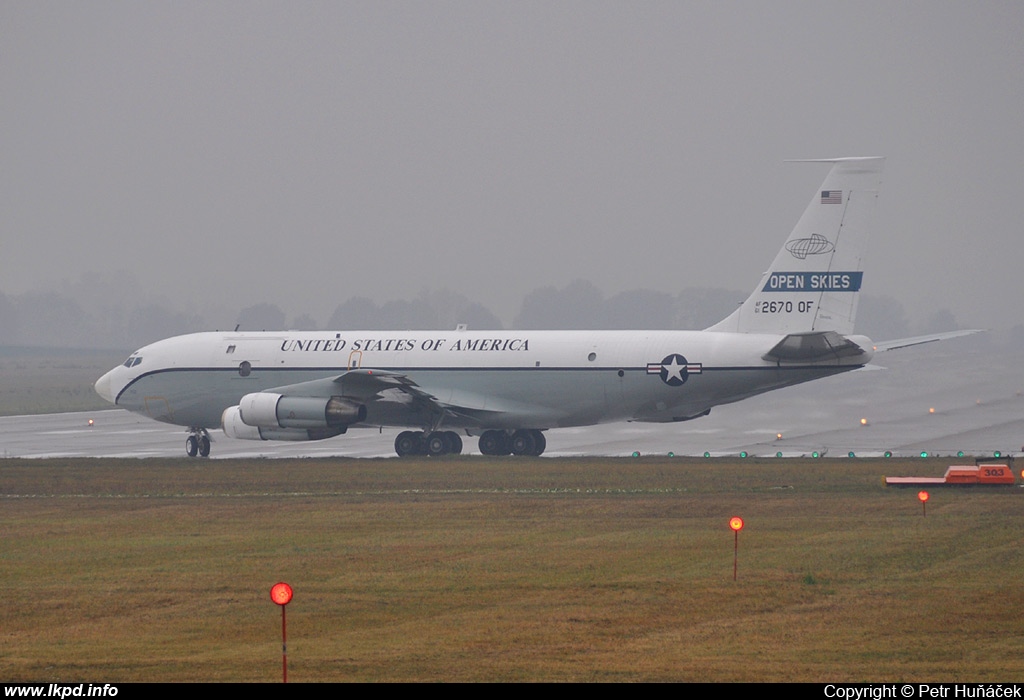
top-left (221, 405), bottom-right (349, 442)
top-left (237, 392), bottom-right (367, 430)
top-left (222, 405), bottom-right (263, 440)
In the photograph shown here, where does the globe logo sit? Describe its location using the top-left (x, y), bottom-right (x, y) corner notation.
top-left (785, 233), bottom-right (834, 260)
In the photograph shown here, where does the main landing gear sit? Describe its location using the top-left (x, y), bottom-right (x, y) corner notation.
top-left (479, 429), bottom-right (546, 456)
top-left (393, 429), bottom-right (546, 457)
top-left (185, 428), bottom-right (211, 458)
top-left (391, 425), bottom-right (548, 458)
top-left (394, 430), bottom-right (464, 457)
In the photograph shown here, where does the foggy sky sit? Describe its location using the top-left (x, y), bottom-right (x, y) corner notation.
top-left (3, 2), bottom-right (1022, 330)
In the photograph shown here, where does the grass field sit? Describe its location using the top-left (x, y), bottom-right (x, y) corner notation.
top-left (2, 456), bottom-right (1022, 682)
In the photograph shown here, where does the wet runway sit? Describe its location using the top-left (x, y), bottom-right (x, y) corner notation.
top-left (3, 338), bottom-right (1022, 459)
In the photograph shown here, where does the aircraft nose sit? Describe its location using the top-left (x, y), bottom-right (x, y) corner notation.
top-left (94, 369), bottom-right (117, 404)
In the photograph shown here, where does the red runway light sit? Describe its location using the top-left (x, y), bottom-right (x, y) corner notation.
top-left (271, 582), bottom-right (293, 606)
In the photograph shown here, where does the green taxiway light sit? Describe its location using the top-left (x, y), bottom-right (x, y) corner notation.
top-left (884, 451), bottom-right (892, 458)
top-left (957, 451), bottom-right (965, 458)
top-left (667, 451), bottom-right (674, 457)
top-left (848, 451), bottom-right (856, 458)
top-left (776, 451), bottom-right (783, 458)
top-left (920, 451), bottom-right (929, 458)
top-left (812, 451), bottom-right (820, 458)
top-left (704, 451), bottom-right (711, 458)
top-left (739, 451), bottom-right (748, 458)
top-left (632, 451), bottom-right (640, 457)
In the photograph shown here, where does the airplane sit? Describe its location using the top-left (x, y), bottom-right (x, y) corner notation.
top-left (93, 156), bottom-right (971, 458)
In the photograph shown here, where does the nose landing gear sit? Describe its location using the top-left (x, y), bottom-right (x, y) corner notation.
top-left (185, 429), bottom-right (211, 458)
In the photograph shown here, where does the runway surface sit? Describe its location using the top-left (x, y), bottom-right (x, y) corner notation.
top-left (3, 338), bottom-right (1022, 459)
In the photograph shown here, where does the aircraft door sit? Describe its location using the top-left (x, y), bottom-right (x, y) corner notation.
top-left (348, 350), bottom-right (363, 370)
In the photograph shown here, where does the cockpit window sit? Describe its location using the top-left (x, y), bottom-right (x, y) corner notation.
top-left (123, 356), bottom-right (143, 368)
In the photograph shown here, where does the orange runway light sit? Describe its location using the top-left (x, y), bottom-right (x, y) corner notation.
top-left (270, 582), bottom-right (293, 683)
top-left (729, 517), bottom-right (744, 581)
top-left (271, 582), bottom-right (293, 606)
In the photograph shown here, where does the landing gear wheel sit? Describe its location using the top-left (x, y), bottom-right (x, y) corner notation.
top-left (444, 431), bottom-right (463, 455)
top-left (426, 431), bottom-right (450, 457)
top-left (530, 430), bottom-right (546, 456)
top-left (395, 430), bottom-right (423, 457)
top-left (510, 429), bottom-right (537, 456)
top-left (185, 429), bottom-right (212, 458)
top-left (479, 430), bottom-right (510, 456)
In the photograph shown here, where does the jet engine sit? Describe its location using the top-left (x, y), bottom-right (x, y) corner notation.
top-left (238, 392), bottom-right (366, 430)
top-left (221, 404), bottom-right (354, 442)
top-left (220, 392), bottom-right (368, 442)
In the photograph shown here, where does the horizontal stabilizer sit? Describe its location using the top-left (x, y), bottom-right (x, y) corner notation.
top-left (872, 329), bottom-right (984, 352)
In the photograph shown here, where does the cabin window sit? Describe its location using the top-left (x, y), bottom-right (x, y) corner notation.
top-left (226, 345), bottom-right (236, 354)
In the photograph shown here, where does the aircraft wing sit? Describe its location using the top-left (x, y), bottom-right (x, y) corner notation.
top-left (263, 369), bottom-right (539, 427)
top-left (266, 368), bottom-right (442, 410)
top-left (871, 329), bottom-right (984, 352)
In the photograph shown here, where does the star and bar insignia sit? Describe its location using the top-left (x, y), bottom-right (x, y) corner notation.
top-left (646, 354), bottom-right (702, 386)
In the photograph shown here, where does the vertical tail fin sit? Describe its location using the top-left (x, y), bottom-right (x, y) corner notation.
top-left (707, 157), bottom-right (884, 335)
